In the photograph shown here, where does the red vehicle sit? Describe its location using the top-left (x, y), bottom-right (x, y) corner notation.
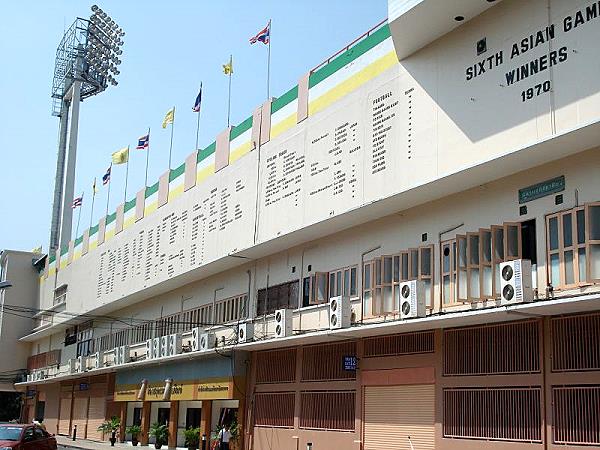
top-left (0, 424), bottom-right (57, 450)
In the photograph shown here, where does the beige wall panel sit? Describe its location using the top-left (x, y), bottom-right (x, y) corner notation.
top-left (297, 72), bottom-right (310, 123)
top-left (97, 217), bottom-right (106, 246)
top-left (251, 106), bottom-right (262, 149)
top-left (71, 396), bottom-right (89, 439)
top-left (215, 127), bottom-right (232, 172)
top-left (257, 130), bottom-right (306, 242)
top-left (260, 98), bottom-right (272, 145)
top-left (135, 189), bottom-right (145, 222)
top-left (115, 204), bottom-right (124, 235)
top-left (158, 171), bottom-right (170, 208)
top-left (82, 229), bottom-right (90, 255)
top-left (67, 241), bottom-right (74, 265)
top-left (184, 151), bottom-right (198, 191)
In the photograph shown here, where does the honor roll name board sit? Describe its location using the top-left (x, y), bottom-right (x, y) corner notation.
top-left (94, 151), bottom-right (257, 302)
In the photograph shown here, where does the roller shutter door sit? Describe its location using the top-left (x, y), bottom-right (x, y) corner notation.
top-left (58, 397), bottom-right (72, 436)
top-left (363, 384), bottom-right (435, 450)
top-left (71, 397), bottom-right (89, 439)
top-left (86, 396), bottom-right (106, 440)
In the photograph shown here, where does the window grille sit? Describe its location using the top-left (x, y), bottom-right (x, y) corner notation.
top-left (364, 330), bottom-right (434, 357)
top-left (300, 391), bottom-right (355, 431)
top-left (553, 385), bottom-right (600, 445)
top-left (551, 313), bottom-right (600, 371)
top-left (444, 387), bottom-right (542, 442)
top-left (254, 392), bottom-right (295, 428)
top-left (301, 341), bottom-right (356, 381)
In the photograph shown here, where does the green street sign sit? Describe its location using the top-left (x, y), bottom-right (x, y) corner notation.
top-left (519, 175), bottom-right (565, 204)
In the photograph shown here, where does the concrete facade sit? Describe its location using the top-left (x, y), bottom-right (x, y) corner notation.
top-left (13, 0), bottom-right (600, 448)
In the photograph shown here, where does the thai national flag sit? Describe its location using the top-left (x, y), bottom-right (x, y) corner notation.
top-left (249, 20), bottom-right (270, 45)
top-left (102, 165), bottom-right (111, 185)
top-left (72, 195), bottom-right (83, 209)
top-left (136, 133), bottom-right (149, 150)
top-left (192, 84), bottom-right (202, 112)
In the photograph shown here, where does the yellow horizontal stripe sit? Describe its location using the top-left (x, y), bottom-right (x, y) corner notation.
top-left (60, 259), bottom-right (67, 270)
top-left (309, 50), bottom-right (398, 116)
top-left (89, 241), bottom-right (98, 251)
top-left (73, 250), bottom-right (82, 261)
top-left (270, 113), bottom-right (297, 140)
top-left (48, 267), bottom-right (56, 277)
top-left (105, 229), bottom-right (115, 241)
top-left (196, 164), bottom-right (215, 185)
top-left (230, 141), bottom-right (252, 163)
top-left (124, 216), bottom-right (136, 229)
top-left (167, 183), bottom-right (185, 202)
top-left (144, 201), bottom-right (158, 217)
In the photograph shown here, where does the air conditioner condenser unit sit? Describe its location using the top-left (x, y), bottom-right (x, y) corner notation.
top-left (500, 259), bottom-right (533, 304)
top-left (329, 296), bottom-right (351, 329)
top-left (399, 280), bottom-right (426, 319)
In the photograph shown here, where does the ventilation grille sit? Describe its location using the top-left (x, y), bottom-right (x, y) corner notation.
top-left (444, 321), bottom-right (540, 376)
top-left (364, 331), bottom-right (434, 357)
top-left (553, 386), bottom-right (600, 445)
top-left (302, 341), bottom-right (356, 381)
top-left (254, 392), bottom-right (295, 428)
top-left (552, 313), bottom-right (600, 372)
top-left (256, 348), bottom-right (296, 384)
top-left (444, 387), bottom-right (542, 442)
top-left (300, 391), bottom-right (355, 431)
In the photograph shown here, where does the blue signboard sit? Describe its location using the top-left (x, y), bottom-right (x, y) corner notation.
top-left (79, 382), bottom-right (89, 391)
top-left (343, 355), bottom-right (357, 371)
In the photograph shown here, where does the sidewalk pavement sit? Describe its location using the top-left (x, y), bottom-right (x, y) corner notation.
top-left (56, 435), bottom-right (131, 449)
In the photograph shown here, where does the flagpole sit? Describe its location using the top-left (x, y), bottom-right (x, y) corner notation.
top-left (75, 193), bottom-right (83, 239)
top-left (89, 180), bottom-right (96, 229)
top-left (195, 83), bottom-right (202, 150)
top-left (123, 146), bottom-right (130, 204)
top-left (105, 163), bottom-right (112, 217)
top-left (168, 106), bottom-right (175, 170)
top-left (267, 20), bottom-right (271, 99)
top-left (227, 55), bottom-right (232, 128)
top-left (144, 127), bottom-right (150, 187)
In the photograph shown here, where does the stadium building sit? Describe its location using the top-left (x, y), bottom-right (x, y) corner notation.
top-left (10, 0), bottom-right (600, 448)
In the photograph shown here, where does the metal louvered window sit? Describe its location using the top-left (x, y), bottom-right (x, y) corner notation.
top-left (256, 348), bottom-right (296, 384)
top-left (364, 331), bottom-right (434, 357)
top-left (301, 341), bottom-right (356, 381)
top-left (551, 313), bottom-right (600, 372)
top-left (444, 387), bottom-right (542, 442)
top-left (553, 385), bottom-right (600, 445)
top-left (300, 391), bottom-right (355, 431)
top-left (444, 321), bottom-right (540, 375)
top-left (254, 392), bottom-right (295, 428)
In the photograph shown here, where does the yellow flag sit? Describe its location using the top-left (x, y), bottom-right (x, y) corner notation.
top-left (31, 246), bottom-right (42, 254)
top-left (111, 146), bottom-right (129, 165)
top-left (162, 107), bottom-right (175, 128)
top-left (222, 55), bottom-right (233, 75)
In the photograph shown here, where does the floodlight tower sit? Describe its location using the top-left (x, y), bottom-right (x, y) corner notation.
top-left (49, 5), bottom-right (124, 252)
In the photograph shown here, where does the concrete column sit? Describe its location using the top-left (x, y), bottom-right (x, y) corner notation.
top-left (168, 401), bottom-right (178, 449)
top-left (200, 400), bottom-right (212, 447)
top-left (140, 401), bottom-right (151, 446)
top-left (119, 402), bottom-right (127, 443)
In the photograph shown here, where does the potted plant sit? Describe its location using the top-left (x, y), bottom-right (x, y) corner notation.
top-left (97, 416), bottom-right (121, 447)
top-left (126, 424), bottom-right (142, 446)
top-left (149, 422), bottom-right (169, 449)
top-left (183, 426), bottom-right (201, 450)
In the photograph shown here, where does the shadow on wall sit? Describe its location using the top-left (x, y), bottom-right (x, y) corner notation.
top-left (398, 0), bottom-right (600, 144)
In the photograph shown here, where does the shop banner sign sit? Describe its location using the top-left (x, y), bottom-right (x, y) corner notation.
top-left (519, 175), bottom-right (565, 204)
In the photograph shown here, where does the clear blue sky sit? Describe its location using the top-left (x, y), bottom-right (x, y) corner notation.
top-left (0, 1), bottom-right (387, 252)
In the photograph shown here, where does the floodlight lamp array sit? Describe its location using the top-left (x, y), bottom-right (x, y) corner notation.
top-left (85, 5), bottom-right (125, 88)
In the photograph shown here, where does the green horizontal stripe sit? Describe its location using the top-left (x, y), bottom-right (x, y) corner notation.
top-left (106, 212), bottom-right (117, 225)
top-left (309, 23), bottom-right (390, 89)
top-left (124, 197), bottom-right (136, 213)
top-left (271, 85), bottom-right (298, 114)
top-left (90, 224), bottom-right (99, 236)
top-left (74, 236), bottom-right (83, 247)
top-left (230, 116), bottom-right (253, 141)
top-left (60, 244), bottom-right (69, 256)
top-left (49, 254), bottom-right (56, 264)
top-left (198, 142), bottom-right (216, 163)
top-left (145, 181), bottom-right (159, 198)
top-left (169, 163), bottom-right (185, 182)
